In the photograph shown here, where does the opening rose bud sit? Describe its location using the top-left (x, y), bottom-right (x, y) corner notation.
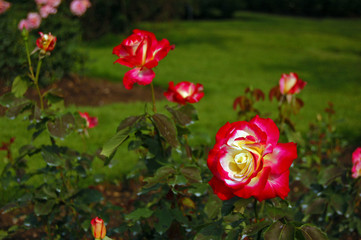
top-left (91, 217), bottom-right (106, 239)
top-left (207, 115), bottom-right (297, 201)
top-left (113, 29), bottom-right (175, 90)
top-left (36, 32), bottom-right (57, 53)
top-left (279, 72), bottom-right (307, 95)
top-left (164, 81), bottom-right (204, 105)
top-left (352, 147), bottom-right (361, 178)
top-left (79, 112), bottom-right (98, 128)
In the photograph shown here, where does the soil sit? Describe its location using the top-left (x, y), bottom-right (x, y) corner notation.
top-left (0, 75), bottom-right (165, 115)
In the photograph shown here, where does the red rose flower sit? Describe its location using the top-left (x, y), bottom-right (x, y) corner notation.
top-left (352, 147), bottom-right (361, 179)
top-left (91, 217), bottom-right (106, 239)
top-left (36, 32), bottom-right (57, 53)
top-left (113, 29), bottom-right (175, 90)
top-left (164, 81), bottom-right (204, 105)
top-left (79, 112), bottom-right (98, 129)
top-left (207, 116), bottom-right (297, 201)
top-left (279, 72), bottom-right (306, 95)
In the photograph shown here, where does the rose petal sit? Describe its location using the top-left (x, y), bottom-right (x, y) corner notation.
top-left (256, 170), bottom-right (290, 201)
top-left (209, 177), bottom-right (236, 200)
top-left (263, 142), bottom-right (297, 175)
top-left (250, 115), bottom-right (279, 146)
top-left (123, 67), bottom-right (155, 90)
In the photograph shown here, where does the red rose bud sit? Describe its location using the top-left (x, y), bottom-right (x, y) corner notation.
top-left (164, 81), bottom-right (204, 105)
top-left (207, 116), bottom-right (297, 201)
top-left (91, 217), bottom-right (106, 239)
top-left (79, 111), bottom-right (98, 128)
top-left (113, 29), bottom-right (175, 90)
top-left (36, 32), bottom-right (56, 53)
top-left (279, 72), bottom-right (306, 95)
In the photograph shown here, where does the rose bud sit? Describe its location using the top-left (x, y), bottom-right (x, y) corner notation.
top-left (36, 32), bottom-right (57, 53)
top-left (164, 81), bottom-right (204, 105)
top-left (91, 217), bottom-right (106, 239)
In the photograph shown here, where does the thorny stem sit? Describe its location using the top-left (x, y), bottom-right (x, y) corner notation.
top-left (150, 82), bottom-right (157, 113)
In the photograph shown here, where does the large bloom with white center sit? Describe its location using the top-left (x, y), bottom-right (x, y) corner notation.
top-left (207, 116), bottom-right (297, 201)
top-left (352, 147), bottom-right (361, 179)
top-left (112, 29), bottom-right (175, 90)
top-left (164, 81), bottom-right (204, 105)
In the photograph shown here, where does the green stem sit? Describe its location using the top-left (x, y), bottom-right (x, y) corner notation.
top-left (253, 198), bottom-right (258, 222)
top-left (150, 82), bottom-right (157, 113)
top-left (34, 58), bottom-right (44, 110)
top-left (24, 36), bottom-right (35, 79)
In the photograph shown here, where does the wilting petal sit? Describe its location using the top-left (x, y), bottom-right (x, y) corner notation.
top-left (209, 177), bottom-right (236, 200)
top-left (123, 67), bottom-right (155, 90)
top-left (256, 170), bottom-right (290, 201)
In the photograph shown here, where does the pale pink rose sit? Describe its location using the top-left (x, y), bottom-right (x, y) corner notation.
top-left (27, 12), bottom-right (41, 29)
top-left (70, 0), bottom-right (91, 16)
top-left (47, 0), bottom-right (61, 7)
top-left (0, 0), bottom-right (11, 14)
top-left (39, 5), bottom-right (57, 18)
top-left (35, 0), bottom-right (48, 5)
top-left (18, 19), bottom-right (29, 31)
top-left (352, 147), bottom-right (361, 179)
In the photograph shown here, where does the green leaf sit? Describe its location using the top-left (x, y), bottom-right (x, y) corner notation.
top-left (264, 221), bottom-right (294, 240)
top-left (155, 208), bottom-right (174, 234)
top-left (152, 113), bottom-right (179, 147)
top-left (305, 198), bottom-right (327, 215)
top-left (0, 230), bottom-right (8, 240)
top-left (225, 229), bottom-right (240, 240)
top-left (221, 197), bottom-right (240, 216)
top-left (12, 76), bottom-right (30, 98)
top-left (195, 222), bottom-right (223, 240)
top-left (34, 199), bottom-right (56, 216)
top-left (166, 104), bottom-right (198, 126)
top-left (102, 237), bottom-right (113, 240)
top-left (180, 166), bottom-right (202, 183)
top-left (298, 224), bottom-right (328, 240)
top-left (47, 113), bottom-right (75, 139)
top-left (117, 115), bottom-right (142, 131)
top-left (41, 146), bottom-right (63, 167)
top-left (204, 194), bottom-right (222, 219)
top-left (143, 165), bottom-right (176, 188)
top-left (243, 220), bottom-right (271, 236)
top-left (318, 166), bottom-right (344, 186)
top-left (125, 208), bottom-right (153, 221)
top-left (100, 130), bottom-right (129, 158)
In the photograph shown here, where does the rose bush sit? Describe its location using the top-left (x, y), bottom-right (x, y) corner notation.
top-left (207, 115), bottom-right (297, 201)
top-left (112, 29), bottom-right (175, 89)
top-left (163, 81), bottom-right (204, 105)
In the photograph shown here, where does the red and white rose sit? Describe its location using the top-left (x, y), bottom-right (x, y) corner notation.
top-left (36, 32), bottom-right (57, 53)
top-left (79, 112), bottom-right (98, 129)
top-left (279, 72), bottom-right (306, 96)
top-left (113, 29), bottom-right (175, 90)
top-left (207, 116), bottom-right (297, 201)
top-left (164, 81), bottom-right (204, 105)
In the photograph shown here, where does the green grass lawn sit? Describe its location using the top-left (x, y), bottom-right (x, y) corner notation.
top-left (1, 12), bottom-right (361, 179)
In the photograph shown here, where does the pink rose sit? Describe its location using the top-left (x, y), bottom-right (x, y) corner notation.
top-left (47, 0), bottom-right (61, 7)
top-left (36, 32), bottom-right (57, 53)
top-left (207, 116), bottom-right (297, 201)
top-left (79, 112), bottom-right (98, 129)
top-left (279, 72), bottom-right (307, 95)
top-left (70, 0), bottom-right (91, 16)
top-left (39, 5), bottom-right (57, 18)
top-left (352, 147), bottom-right (361, 179)
top-left (164, 81), bottom-right (204, 105)
top-left (113, 29), bottom-right (175, 90)
top-left (18, 19), bottom-right (29, 31)
top-left (0, 0), bottom-right (11, 14)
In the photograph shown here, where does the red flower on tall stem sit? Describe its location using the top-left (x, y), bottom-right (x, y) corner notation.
top-left (164, 81), bottom-right (204, 105)
top-left (279, 72), bottom-right (306, 96)
top-left (79, 112), bottom-right (98, 129)
top-left (113, 29), bottom-right (175, 90)
top-left (36, 32), bottom-right (57, 53)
